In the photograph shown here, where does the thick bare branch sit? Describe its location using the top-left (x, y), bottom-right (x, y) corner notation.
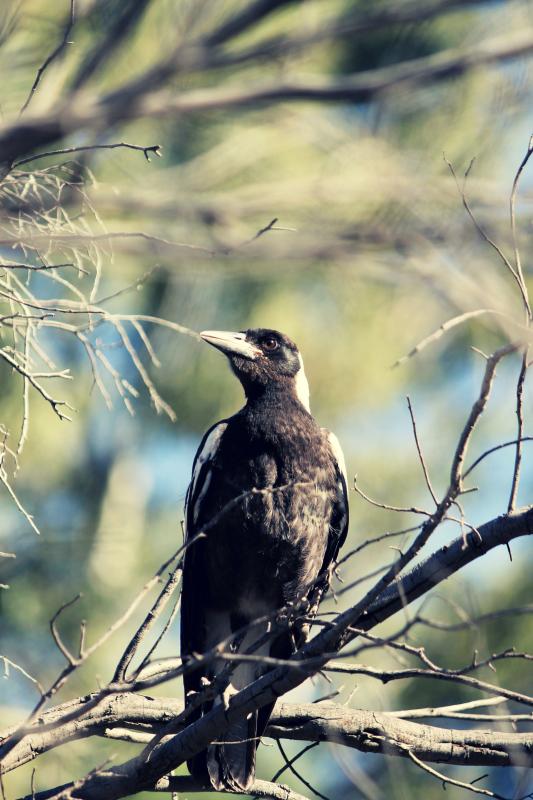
top-left (4, 696), bottom-right (533, 779)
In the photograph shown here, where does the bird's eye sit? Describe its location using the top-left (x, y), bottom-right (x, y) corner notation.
top-left (263, 337), bottom-right (279, 351)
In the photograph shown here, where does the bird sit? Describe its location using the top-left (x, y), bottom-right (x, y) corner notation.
top-left (180, 328), bottom-right (348, 792)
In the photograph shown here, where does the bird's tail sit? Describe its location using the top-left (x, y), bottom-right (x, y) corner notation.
top-left (187, 622), bottom-right (292, 791)
top-left (207, 705), bottom-right (259, 792)
top-left (206, 618), bottom-right (280, 792)
top-left (186, 702), bottom-right (263, 792)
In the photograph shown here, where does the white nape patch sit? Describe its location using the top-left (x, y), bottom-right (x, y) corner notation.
top-left (327, 431), bottom-right (347, 483)
top-left (295, 353), bottom-right (310, 411)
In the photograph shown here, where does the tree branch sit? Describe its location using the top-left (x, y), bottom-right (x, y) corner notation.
top-left (13, 142), bottom-right (161, 168)
top-left (3, 505), bottom-right (532, 796)
top-left (19, 0), bottom-right (75, 115)
top-left (1, 30), bottom-right (532, 166)
top-left (5, 695), bottom-right (533, 786)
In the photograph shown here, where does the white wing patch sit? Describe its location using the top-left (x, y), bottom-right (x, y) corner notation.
top-left (326, 430), bottom-right (347, 484)
top-left (193, 471), bottom-right (211, 523)
top-left (186, 422), bottom-right (227, 527)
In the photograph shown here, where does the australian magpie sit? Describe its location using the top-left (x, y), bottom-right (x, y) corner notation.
top-left (181, 328), bottom-right (349, 792)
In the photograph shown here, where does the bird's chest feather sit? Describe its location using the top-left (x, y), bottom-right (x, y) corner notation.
top-left (196, 409), bottom-right (335, 607)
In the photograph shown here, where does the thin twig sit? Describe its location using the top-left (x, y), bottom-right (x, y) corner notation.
top-left (388, 695), bottom-right (509, 719)
top-left (336, 524), bottom-right (421, 566)
top-left (19, 0), bottom-right (75, 116)
top-left (353, 475), bottom-right (430, 515)
top-left (393, 308), bottom-right (512, 368)
top-left (450, 343), bottom-right (516, 490)
top-left (464, 436), bottom-right (533, 478)
top-left (508, 351), bottom-right (528, 511)
top-left (406, 396), bottom-right (438, 504)
top-left (270, 742), bottom-right (319, 784)
top-left (445, 156), bottom-right (520, 286)
top-left (50, 595), bottom-right (82, 665)
top-left (113, 556), bottom-right (184, 683)
top-left (276, 740), bottom-right (331, 800)
top-left (408, 750), bottom-right (532, 800)
top-left (509, 135), bottom-right (533, 321)
top-left (14, 142), bottom-right (162, 169)
top-left (1, 656), bottom-right (44, 694)
top-left (323, 662), bottom-right (533, 708)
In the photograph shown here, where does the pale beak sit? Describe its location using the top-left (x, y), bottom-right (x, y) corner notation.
top-left (200, 330), bottom-right (261, 360)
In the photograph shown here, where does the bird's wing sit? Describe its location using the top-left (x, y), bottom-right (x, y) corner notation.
top-left (320, 429), bottom-right (349, 574)
top-left (184, 420), bottom-right (228, 533)
top-left (181, 418), bottom-right (265, 790)
top-left (181, 421), bottom-right (228, 693)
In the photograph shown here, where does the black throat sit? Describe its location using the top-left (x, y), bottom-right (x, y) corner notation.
top-left (242, 377), bottom-right (304, 411)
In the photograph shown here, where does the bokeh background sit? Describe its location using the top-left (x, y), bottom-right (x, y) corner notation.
top-left (0, 1), bottom-right (532, 798)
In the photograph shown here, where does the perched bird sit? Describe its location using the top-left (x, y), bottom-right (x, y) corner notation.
top-left (181, 328), bottom-right (348, 792)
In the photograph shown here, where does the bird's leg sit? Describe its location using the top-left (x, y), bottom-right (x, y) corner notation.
top-left (278, 596), bottom-right (312, 648)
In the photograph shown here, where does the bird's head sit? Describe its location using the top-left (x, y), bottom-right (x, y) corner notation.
top-left (200, 328), bottom-right (310, 411)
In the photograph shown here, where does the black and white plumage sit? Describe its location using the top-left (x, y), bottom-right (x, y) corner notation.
top-left (181, 328), bottom-right (348, 792)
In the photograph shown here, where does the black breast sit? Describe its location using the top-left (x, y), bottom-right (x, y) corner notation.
top-left (195, 400), bottom-right (337, 617)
